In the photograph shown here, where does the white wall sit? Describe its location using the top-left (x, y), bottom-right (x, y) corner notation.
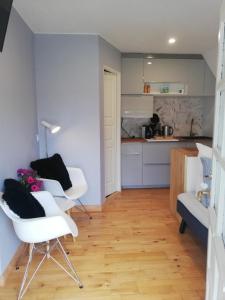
top-left (0, 9), bottom-right (38, 276)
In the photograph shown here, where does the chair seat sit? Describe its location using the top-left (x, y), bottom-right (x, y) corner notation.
top-left (40, 167), bottom-right (90, 217)
top-left (55, 197), bottom-right (75, 211)
top-left (64, 185), bottom-right (87, 200)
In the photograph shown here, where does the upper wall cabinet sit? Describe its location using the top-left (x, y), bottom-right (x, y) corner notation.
top-left (185, 59), bottom-right (205, 96)
top-left (203, 62), bottom-right (216, 96)
top-left (121, 58), bottom-right (143, 94)
top-left (144, 59), bottom-right (188, 83)
top-left (144, 59), bottom-right (205, 96)
top-left (122, 57), bottom-right (216, 96)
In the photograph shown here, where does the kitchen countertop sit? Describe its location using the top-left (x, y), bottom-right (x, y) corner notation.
top-left (121, 136), bottom-right (212, 143)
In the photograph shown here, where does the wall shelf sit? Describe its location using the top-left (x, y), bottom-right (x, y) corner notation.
top-left (143, 82), bottom-right (187, 96)
top-left (142, 93), bottom-right (187, 97)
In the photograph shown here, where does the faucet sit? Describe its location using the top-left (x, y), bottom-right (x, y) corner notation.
top-left (190, 118), bottom-right (195, 137)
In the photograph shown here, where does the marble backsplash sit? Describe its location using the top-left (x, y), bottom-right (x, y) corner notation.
top-left (121, 96), bottom-right (214, 138)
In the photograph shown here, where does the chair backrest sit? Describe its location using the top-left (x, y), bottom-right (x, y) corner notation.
top-left (0, 190), bottom-right (64, 219)
top-left (0, 192), bottom-right (21, 222)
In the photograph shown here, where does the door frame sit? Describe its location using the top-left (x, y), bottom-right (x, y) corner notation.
top-left (206, 2), bottom-right (225, 298)
top-left (103, 65), bottom-right (121, 196)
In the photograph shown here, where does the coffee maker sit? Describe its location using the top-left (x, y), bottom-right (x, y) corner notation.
top-left (141, 114), bottom-right (161, 139)
top-left (141, 125), bottom-right (153, 139)
top-left (149, 114), bottom-right (161, 137)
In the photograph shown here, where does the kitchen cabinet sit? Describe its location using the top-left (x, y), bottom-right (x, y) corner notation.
top-left (121, 95), bottom-right (153, 118)
top-left (143, 59), bottom-right (188, 83)
top-left (121, 140), bottom-right (211, 188)
top-left (121, 58), bottom-right (143, 94)
top-left (142, 142), bottom-right (181, 187)
top-left (143, 164), bottom-right (170, 186)
top-left (204, 62), bottom-right (216, 96)
top-left (121, 141), bottom-right (187, 188)
top-left (121, 143), bottom-right (143, 186)
top-left (185, 59), bottom-right (205, 96)
top-left (144, 59), bottom-right (205, 96)
top-left (122, 56), bottom-right (216, 97)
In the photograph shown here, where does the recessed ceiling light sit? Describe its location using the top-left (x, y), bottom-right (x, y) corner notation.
top-left (147, 55), bottom-right (153, 59)
top-left (168, 38), bottom-right (176, 44)
top-left (147, 61), bottom-right (152, 65)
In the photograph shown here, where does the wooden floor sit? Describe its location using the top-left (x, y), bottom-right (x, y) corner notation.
top-left (0, 189), bottom-right (206, 300)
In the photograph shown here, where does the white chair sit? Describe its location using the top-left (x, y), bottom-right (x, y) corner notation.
top-left (41, 167), bottom-right (92, 219)
top-left (0, 191), bottom-right (83, 300)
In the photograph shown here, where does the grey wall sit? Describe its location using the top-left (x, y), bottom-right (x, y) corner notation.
top-left (0, 29), bottom-right (121, 275)
top-left (99, 37), bottom-right (121, 201)
top-left (35, 35), bottom-right (102, 205)
top-left (0, 9), bottom-right (38, 275)
top-left (34, 35), bottom-right (121, 206)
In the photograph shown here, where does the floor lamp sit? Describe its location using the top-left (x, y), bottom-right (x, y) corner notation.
top-left (41, 121), bottom-right (61, 157)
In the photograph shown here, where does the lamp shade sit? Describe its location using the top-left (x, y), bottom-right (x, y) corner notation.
top-left (41, 121), bottom-right (61, 134)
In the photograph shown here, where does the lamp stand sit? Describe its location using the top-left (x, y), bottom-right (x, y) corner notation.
top-left (44, 127), bottom-right (49, 158)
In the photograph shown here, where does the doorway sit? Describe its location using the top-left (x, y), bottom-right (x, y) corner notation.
top-left (103, 68), bottom-right (121, 197)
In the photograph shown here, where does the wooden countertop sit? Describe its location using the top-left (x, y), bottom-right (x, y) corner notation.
top-left (121, 136), bottom-right (212, 143)
top-left (121, 138), bottom-right (146, 143)
top-left (121, 137), bottom-right (179, 143)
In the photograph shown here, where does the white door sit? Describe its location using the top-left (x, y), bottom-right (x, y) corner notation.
top-left (206, 4), bottom-right (225, 299)
top-left (104, 71), bottom-right (117, 197)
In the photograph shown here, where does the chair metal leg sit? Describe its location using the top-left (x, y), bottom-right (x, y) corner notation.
top-left (17, 240), bottom-right (83, 299)
top-left (56, 238), bottom-right (83, 288)
top-left (75, 198), bottom-right (92, 219)
top-left (18, 243), bottom-right (47, 300)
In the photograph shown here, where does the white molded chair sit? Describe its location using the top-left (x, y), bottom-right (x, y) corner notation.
top-left (41, 167), bottom-right (92, 219)
top-left (0, 191), bottom-right (83, 300)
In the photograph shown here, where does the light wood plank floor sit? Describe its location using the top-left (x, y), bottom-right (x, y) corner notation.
top-left (0, 189), bottom-right (206, 300)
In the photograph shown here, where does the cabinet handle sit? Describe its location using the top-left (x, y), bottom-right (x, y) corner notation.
top-left (127, 153), bottom-right (141, 156)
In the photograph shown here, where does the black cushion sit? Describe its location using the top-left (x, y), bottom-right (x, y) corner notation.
top-left (30, 153), bottom-right (72, 191)
top-left (3, 179), bottom-right (46, 219)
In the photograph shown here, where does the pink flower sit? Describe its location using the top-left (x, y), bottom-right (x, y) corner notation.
top-left (17, 169), bottom-right (33, 176)
top-left (31, 184), bottom-right (40, 192)
top-left (36, 180), bottom-right (43, 189)
top-left (27, 176), bottom-right (35, 184)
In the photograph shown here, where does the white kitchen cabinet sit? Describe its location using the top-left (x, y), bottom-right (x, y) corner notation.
top-left (121, 143), bottom-right (143, 186)
top-left (121, 58), bottom-right (143, 94)
top-left (122, 57), bottom-right (215, 97)
top-left (142, 142), bottom-right (181, 187)
top-left (121, 95), bottom-right (153, 118)
top-left (143, 164), bottom-right (170, 186)
top-left (121, 141), bottom-right (200, 188)
top-left (185, 59), bottom-right (205, 96)
top-left (144, 59), bottom-right (188, 83)
top-left (203, 62), bottom-right (216, 96)
top-left (143, 58), bottom-right (205, 96)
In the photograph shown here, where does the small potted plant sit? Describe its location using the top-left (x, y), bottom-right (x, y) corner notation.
top-left (17, 169), bottom-right (43, 192)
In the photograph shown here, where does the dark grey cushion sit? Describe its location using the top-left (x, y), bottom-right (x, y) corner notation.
top-left (3, 179), bottom-right (45, 219)
top-left (30, 154), bottom-right (72, 191)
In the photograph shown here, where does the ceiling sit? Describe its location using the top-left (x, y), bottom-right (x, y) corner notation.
top-left (14, 0), bottom-right (222, 54)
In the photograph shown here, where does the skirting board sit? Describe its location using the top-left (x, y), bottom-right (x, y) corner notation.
top-left (71, 205), bottom-right (102, 213)
top-left (0, 242), bottom-right (26, 287)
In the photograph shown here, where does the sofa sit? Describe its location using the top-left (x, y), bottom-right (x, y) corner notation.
top-left (177, 156), bottom-right (209, 246)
